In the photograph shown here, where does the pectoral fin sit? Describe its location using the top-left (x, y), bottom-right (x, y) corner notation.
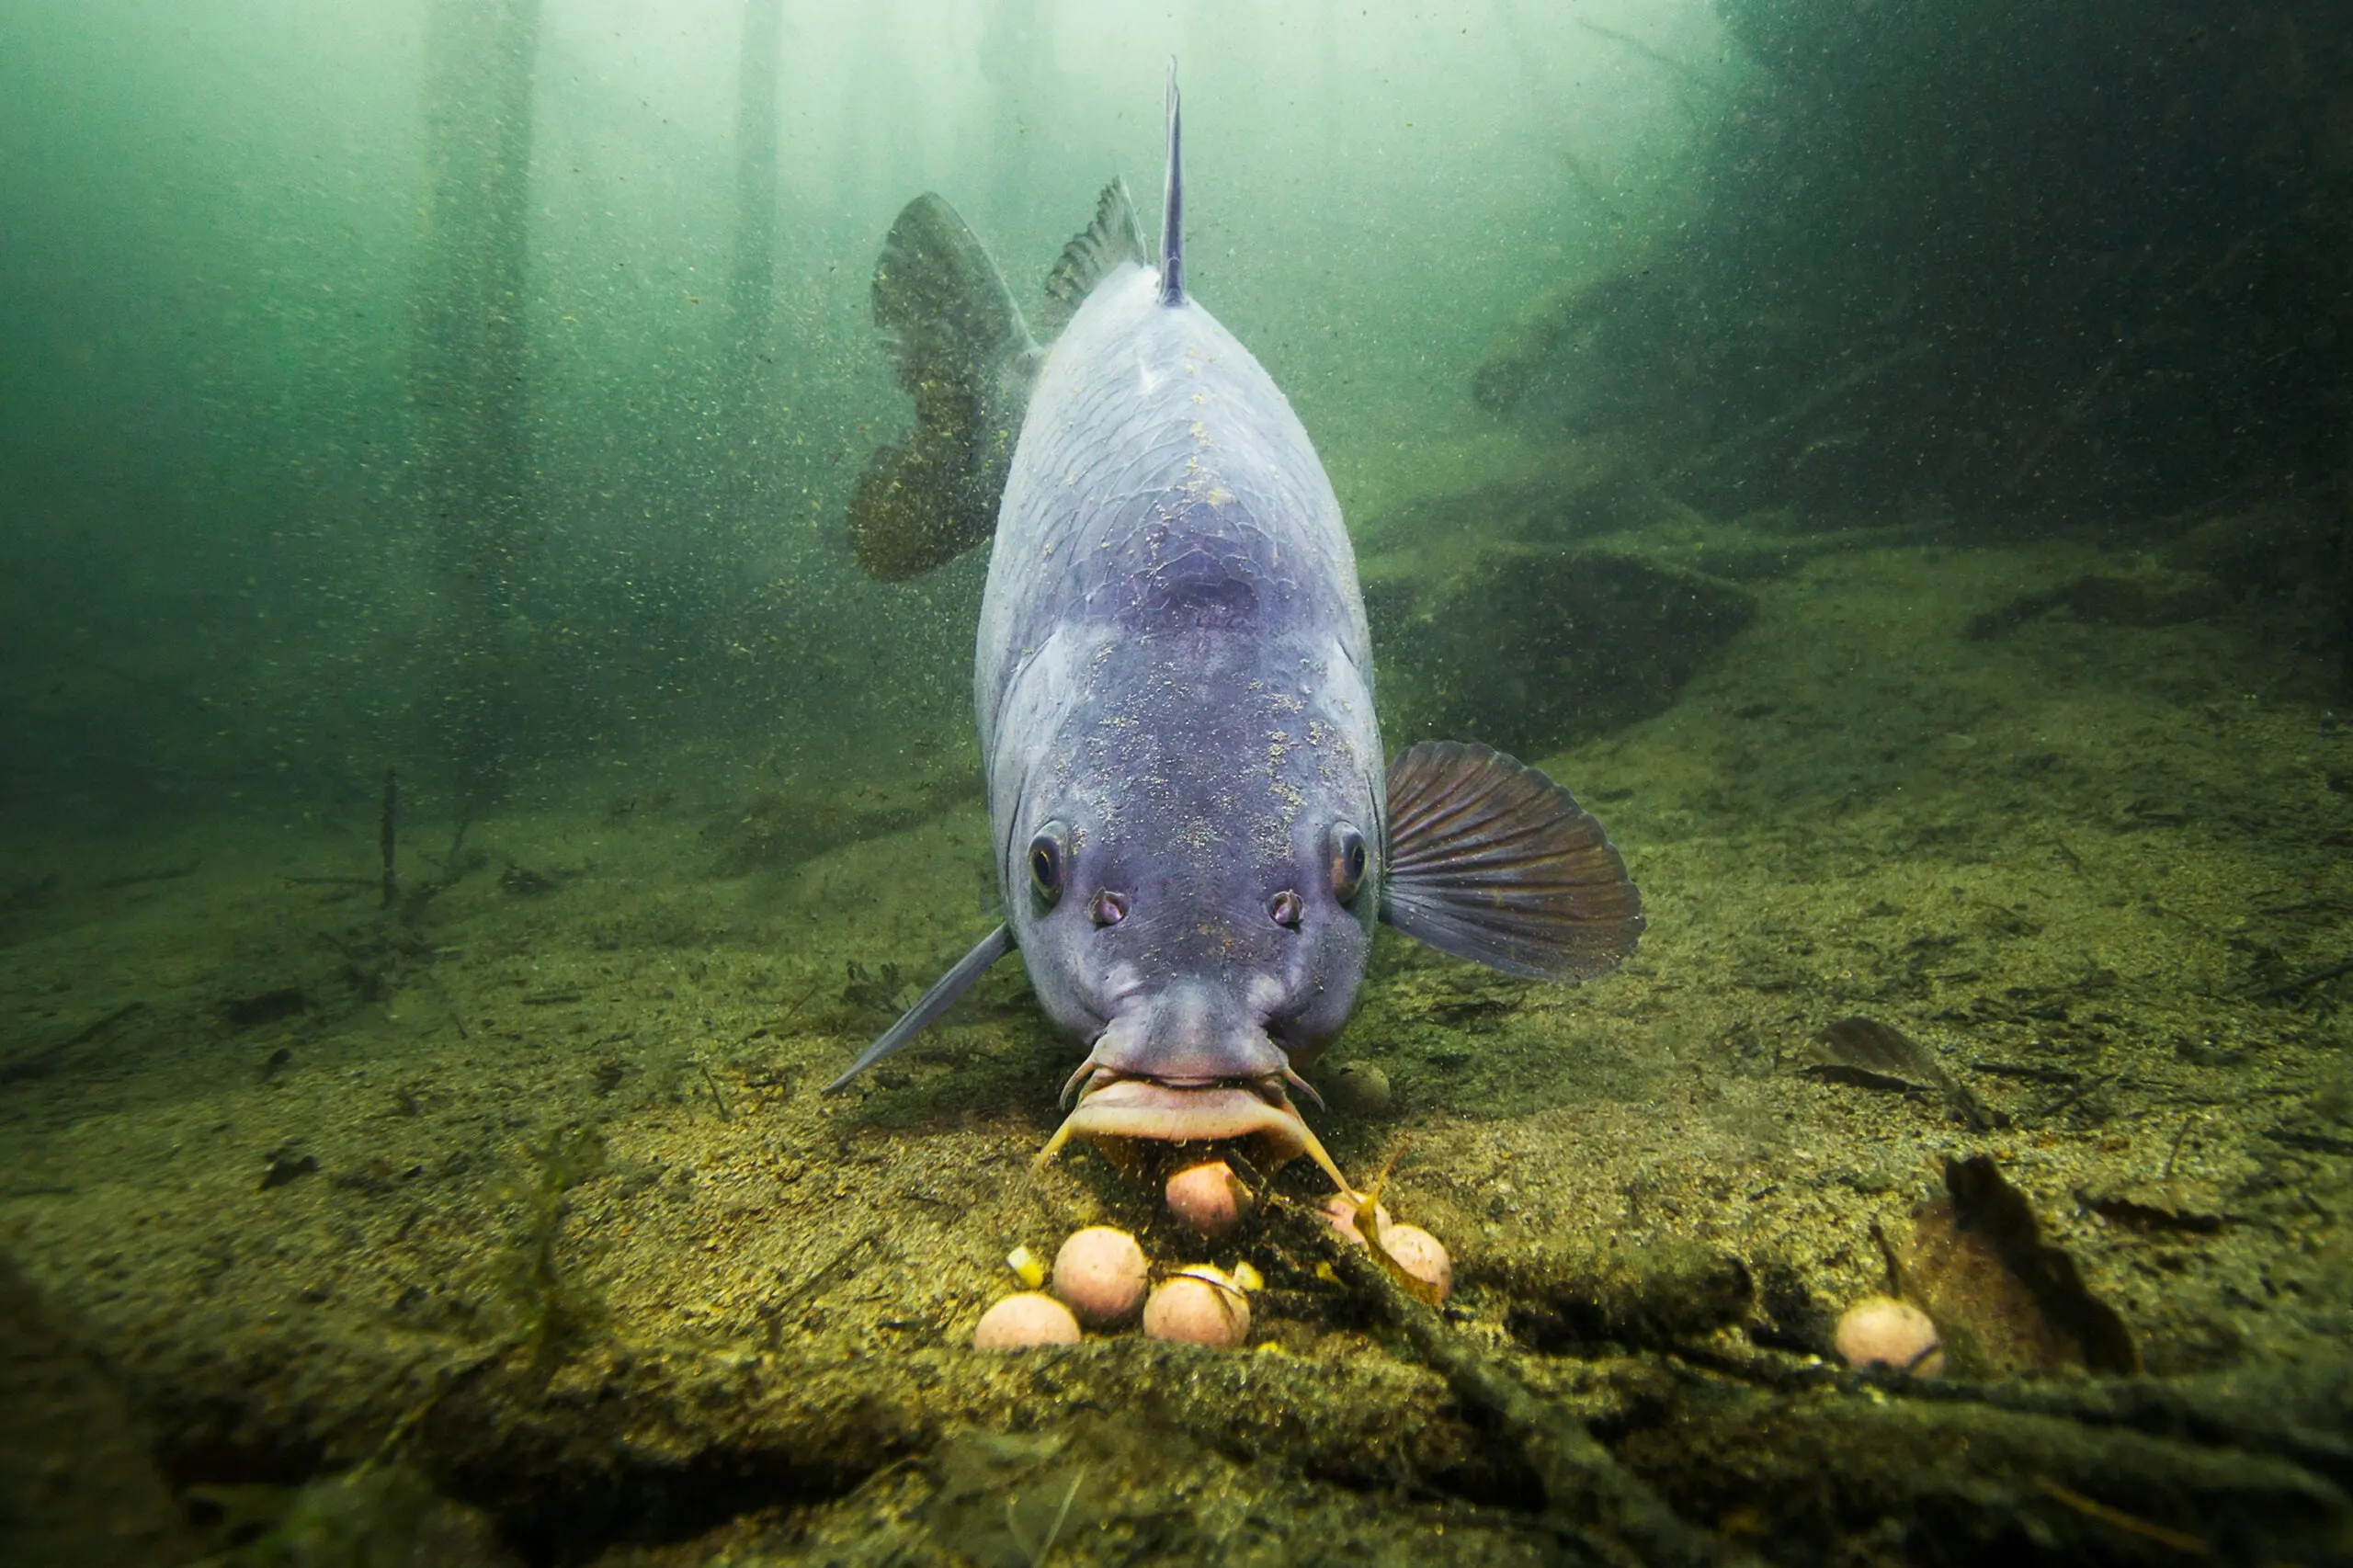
top-left (824, 923), bottom-right (1014, 1092)
top-left (1381, 742), bottom-right (1643, 981)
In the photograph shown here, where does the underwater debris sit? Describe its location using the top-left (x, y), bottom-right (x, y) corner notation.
top-left (220, 987), bottom-right (308, 1029)
top-left (331, 1157), bottom-right (404, 1199)
top-left (394, 820), bottom-right (484, 926)
top-left (2075, 1179), bottom-right (2228, 1235)
top-left (0, 1000), bottom-right (148, 1085)
top-left (695, 1061), bottom-right (734, 1120)
top-left (1324, 1059), bottom-right (1392, 1117)
top-left (706, 767), bottom-right (972, 877)
top-left (839, 959), bottom-right (907, 1017)
top-left (2265, 1125), bottom-right (2353, 1158)
top-left (757, 1227), bottom-right (885, 1346)
top-left (2249, 955), bottom-right (2353, 1003)
top-left (95, 862), bottom-right (202, 890)
top-left (1477, 1239), bottom-right (1755, 1354)
top-left (186, 1368), bottom-right (515, 1568)
top-left (2030, 1477), bottom-right (2210, 1558)
top-left (1005, 1466), bottom-right (1087, 1568)
top-left (498, 1127), bottom-right (608, 1373)
top-left (1791, 1015), bottom-right (1993, 1128)
top-left (926, 1430), bottom-right (1099, 1568)
top-left (1889, 1154), bottom-right (2137, 1379)
top-left (495, 861), bottom-right (563, 896)
top-left (1962, 570), bottom-right (2226, 640)
top-left (259, 1147), bottom-right (319, 1191)
top-left (1269, 1198), bottom-right (1726, 1568)
top-left (188, 1460), bottom-right (494, 1568)
top-left (1362, 540), bottom-right (1755, 757)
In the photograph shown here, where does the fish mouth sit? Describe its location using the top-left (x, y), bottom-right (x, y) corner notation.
top-left (1032, 1071), bottom-right (1355, 1196)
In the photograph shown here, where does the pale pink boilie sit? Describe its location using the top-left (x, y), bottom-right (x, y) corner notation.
top-left (972, 1291), bottom-right (1082, 1350)
top-left (1833, 1295), bottom-right (1945, 1376)
top-left (1050, 1226), bottom-right (1149, 1327)
top-left (1142, 1267), bottom-right (1251, 1348)
top-left (1318, 1192), bottom-right (1391, 1247)
top-left (1378, 1223), bottom-right (1453, 1303)
top-left (1165, 1160), bottom-right (1253, 1236)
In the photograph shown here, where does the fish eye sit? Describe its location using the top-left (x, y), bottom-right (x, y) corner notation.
top-left (1092, 890), bottom-right (1129, 927)
top-left (1327, 822), bottom-right (1367, 904)
top-left (1028, 823), bottom-right (1069, 907)
top-left (1268, 889), bottom-right (1303, 929)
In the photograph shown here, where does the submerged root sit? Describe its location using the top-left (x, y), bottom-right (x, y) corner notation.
top-left (1267, 1198), bottom-right (1745, 1568)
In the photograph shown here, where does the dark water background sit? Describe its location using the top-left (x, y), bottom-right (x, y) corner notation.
top-left (0, 0), bottom-right (1722, 831)
top-left (4, 0), bottom-right (2340, 826)
top-left (6, 0), bottom-right (2341, 828)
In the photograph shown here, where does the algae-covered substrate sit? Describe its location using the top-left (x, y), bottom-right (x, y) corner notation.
top-left (6, 517), bottom-right (2353, 1566)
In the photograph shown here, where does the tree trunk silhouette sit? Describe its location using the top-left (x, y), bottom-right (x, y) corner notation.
top-left (412, 0), bottom-right (543, 810)
top-left (718, 0), bottom-right (785, 547)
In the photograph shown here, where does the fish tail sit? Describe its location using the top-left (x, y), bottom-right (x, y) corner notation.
top-left (847, 195), bottom-right (1041, 580)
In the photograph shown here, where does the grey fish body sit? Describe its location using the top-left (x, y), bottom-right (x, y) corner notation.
top-left (980, 261), bottom-right (1382, 1098)
top-left (832, 74), bottom-right (1643, 1178)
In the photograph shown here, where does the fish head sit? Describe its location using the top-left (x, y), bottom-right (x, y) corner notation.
top-left (1006, 636), bottom-right (1379, 1182)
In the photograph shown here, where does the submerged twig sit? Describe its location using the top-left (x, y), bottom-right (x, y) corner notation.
top-left (1677, 342), bottom-right (1933, 480)
top-left (1267, 1200), bottom-right (1742, 1568)
top-left (1006, 1466), bottom-right (1086, 1567)
top-left (2249, 958), bottom-right (2353, 1001)
top-left (95, 863), bottom-right (201, 889)
top-left (2029, 1071), bottom-right (2117, 1122)
top-left (2162, 1114), bottom-right (2199, 1182)
top-left (0, 1001), bottom-right (149, 1085)
top-left (397, 813), bottom-right (476, 926)
top-left (699, 1062), bottom-right (734, 1120)
top-left (771, 1229), bottom-right (885, 1317)
top-left (778, 979), bottom-right (824, 1026)
top-left (2033, 1477), bottom-right (2210, 1555)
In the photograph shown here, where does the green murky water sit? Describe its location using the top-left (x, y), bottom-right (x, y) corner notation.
top-left (3, 3), bottom-right (2349, 1563)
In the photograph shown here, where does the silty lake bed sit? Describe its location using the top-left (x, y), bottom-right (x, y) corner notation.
top-left (7, 502), bottom-right (2353, 1565)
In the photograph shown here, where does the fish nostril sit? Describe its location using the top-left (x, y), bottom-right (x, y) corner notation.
top-left (1092, 890), bottom-right (1130, 927)
top-left (1268, 890), bottom-right (1303, 929)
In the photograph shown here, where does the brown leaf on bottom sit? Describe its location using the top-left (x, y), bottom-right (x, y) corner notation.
top-left (1892, 1154), bottom-right (2138, 1378)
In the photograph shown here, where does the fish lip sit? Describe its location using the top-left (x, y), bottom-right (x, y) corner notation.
top-left (1033, 1069), bottom-right (1358, 1198)
top-left (1059, 1072), bottom-right (1310, 1159)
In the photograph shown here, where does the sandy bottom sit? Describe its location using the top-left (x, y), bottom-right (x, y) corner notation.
top-left (5, 533), bottom-right (2351, 1564)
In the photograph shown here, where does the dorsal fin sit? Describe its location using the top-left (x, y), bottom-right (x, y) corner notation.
top-left (1039, 177), bottom-right (1147, 338)
top-left (1158, 59), bottom-right (1185, 306)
